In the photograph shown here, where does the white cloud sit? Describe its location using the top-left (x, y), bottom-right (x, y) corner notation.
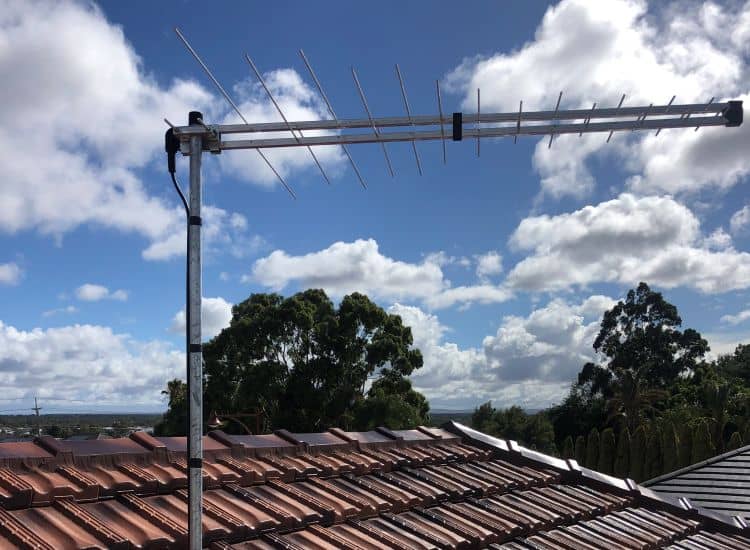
top-left (42, 305), bottom-right (78, 318)
top-left (721, 309), bottom-right (750, 326)
top-left (170, 296), bottom-right (233, 340)
top-left (702, 227), bottom-right (732, 250)
top-left (507, 193), bottom-right (750, 293)
top-left (389, 295), bottom-right (613, 410)
top-left (476, 251), bottom-right (503, 280)
top-left (250, 239), bottom-right (446, 301)
top-left (0, 262), bottom-right (22, 285)
top-left (249, 238), bottom-right (511, 309)
top-left (482, 297), bottom-right (611, 384)
top-left (0, 320), bottom-right (182, 407)
top-left (730, 205), bottom-right (750, 234)
top-left (0, 2), bottom-right (337, 260)
top-left (218, 70), bottom-right (345, 187)
top-left (424, 285), bottom-right (512, 310)
top-left (141, 206), bottom-right (266, 261)
top-left (75, 284), bottom-right (128, 302)
top-left (446, 0), bottom-right (750, 198)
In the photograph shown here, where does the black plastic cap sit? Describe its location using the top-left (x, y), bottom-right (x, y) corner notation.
top-left (189, 110), bottom-right (203, 125)
top-left (164, 128), bottom-right (179, 173)
top-left (452, 112), bottom-right (463, 141)
top-left (723, 100), bottom-right (743, 127)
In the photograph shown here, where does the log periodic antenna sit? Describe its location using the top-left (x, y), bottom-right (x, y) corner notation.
top-left (395, 64), bottom-right (423, 175)
top-left (174, 28), bottom-right (296, 199)
top-left (299, 50), bottom-right (367, 189)
top-left (166, 49), bottom-right (744, 550)
top-left (244, 53), bottom-right (331, 185)
top-left (352, 67), bottom-right (395, 177)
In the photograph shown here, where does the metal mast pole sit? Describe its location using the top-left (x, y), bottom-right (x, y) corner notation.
top-left (187, 112), bottom-right (203, 550)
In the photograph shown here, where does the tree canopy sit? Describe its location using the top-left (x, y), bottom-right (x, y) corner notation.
top-left (582, 282), bottom-right (709, 393)
top-left (156, 289), bottom-right (428, 435)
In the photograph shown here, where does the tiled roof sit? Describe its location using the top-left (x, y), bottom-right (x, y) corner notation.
top-left (644, 443), bottom-right (750, 522)
top-left (0, 422), bottom-right (746, 548)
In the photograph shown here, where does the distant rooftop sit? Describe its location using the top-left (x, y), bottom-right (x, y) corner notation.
top-left (645, 443), bottom-right (750, 522)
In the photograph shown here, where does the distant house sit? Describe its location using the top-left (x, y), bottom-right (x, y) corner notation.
top-left (64, 433), bottom-right (111, 441)
top-left (644, 443), bottom-right (750, 523)
top-left (0, 423), bottom-right (745, 547)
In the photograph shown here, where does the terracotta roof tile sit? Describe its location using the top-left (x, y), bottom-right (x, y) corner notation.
top-left (0, 422), bottom-right (746, 548)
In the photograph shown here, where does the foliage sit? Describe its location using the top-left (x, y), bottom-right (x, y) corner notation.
top-left (691, 420), bottom-right (715, 464)
top-left (585, 427), bottom-right (600, 469)
top-left (726, 431), bottom-right (743, 451)
top-left (661, 421), bottom-right (678, 475)
top-left (547, 387), bottom-right (606, 449)
top-left (548, 282), bottom-right (750, 481)
top-left (715, 344), bottom-right (750, 384)
top-left (630, 424), bottom-right (647, 481)
top-left (352, 376), bottom-right (429, 430)
top-left (470, 403), bottom-right (555, 454)
top-left (157, 290), bottom-right (427, 434)
top-left (574, 435), bottom-right (586, 464)
top-left (644, 425), bottom-right (662, 480)
top-left (154, 379), bottom-right (187, 436)
top-left (614, 427), bottom-right (630, 478)
top-left (677, 422), bottom-right (693, 469)
top-left (598, 428), bottom-right (615, 475)
top-left (561, 436), bottom-right (574, 460)
top-left (590, 282), bottom-right (709, 390)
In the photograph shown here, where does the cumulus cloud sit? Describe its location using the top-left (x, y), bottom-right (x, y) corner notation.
top-left (170, 296), bottom-right (233, 340)
top-left (0, 262), bottom-right (22, 285)
top-left (730, 205), bottom-right (750, 234)
top-left (476, 251), bottom-right (503, 280)
top-left (142, 206), bottom-right (266, 261)
top-left (0, 321), bottom-right (182, 407)
top-left (425, 285), bottom-right (512, 310)
top-left (75, 284), bottom-right (128, 302)
top-left (389, 295), bottom-right (614, 409)
top-left (0, 2), bottom-right (340, 260)
top-left (507, 193), bottom-right (750, 293)
top-left (482, 296), bottom-right (612, 383)
top-left (249, 239), bottom-right (511, 309)
top-left (721, 309), bottom-right (750, 326)
top-left (218, 70), bottom-right (345, 186)
top-left (446, 0), bottom-right (750, 198)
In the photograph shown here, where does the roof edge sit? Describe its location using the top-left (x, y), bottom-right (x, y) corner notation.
top-left (443, 421), bottom-right (750, 537)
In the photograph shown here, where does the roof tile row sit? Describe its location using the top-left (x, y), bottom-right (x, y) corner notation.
top-left (0, 423), bottom-right (745, 548)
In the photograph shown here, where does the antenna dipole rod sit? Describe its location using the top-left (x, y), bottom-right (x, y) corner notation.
top-left (174, 28), bottom-right (296, 199)
top-left (477, 89), bottom-right (481, 157)
top-left (436, 80), bottom-right (447, 164)
top-left (352, 67), bottom-right (395, 177)
top-left (580, 102), bottom-right (596, 137)
top-left (655, 95), bottom-right (676, 136)
top-left (548, 91), bottom-right (562, 149)
top-left (245, 54), bottom-right (331, 185)
top-left (395, 64), bottom-right (422, 176)
top-left (696, 97), bottom-right (715, 131)
top-left (606, 94), bottom-right (626, 143)
top-left (299, 50), bottom-right (367, 189)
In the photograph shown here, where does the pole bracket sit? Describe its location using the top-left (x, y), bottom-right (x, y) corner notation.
top-left (189, 216), bottom-right (202, 226)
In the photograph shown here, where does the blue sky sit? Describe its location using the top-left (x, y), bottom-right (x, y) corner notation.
top-left (1, 0), bottom-right (750, 413)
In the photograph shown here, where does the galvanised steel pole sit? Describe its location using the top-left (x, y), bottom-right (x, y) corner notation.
top-left (187, 111), bottom-right (203, 550)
